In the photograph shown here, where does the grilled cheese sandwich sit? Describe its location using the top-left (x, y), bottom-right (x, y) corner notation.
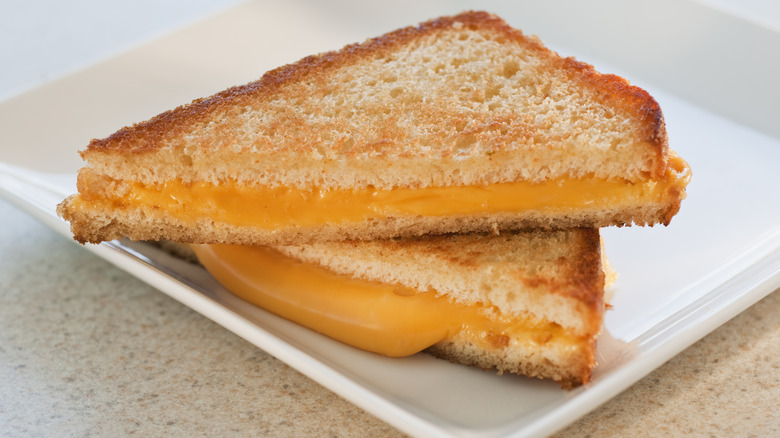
top-left (192, 228), bottom-right (607, 388)
top-left (58, 11), bottom-right (689, 245)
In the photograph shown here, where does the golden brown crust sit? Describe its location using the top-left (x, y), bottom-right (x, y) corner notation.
top-left (563, 228), bottom-right (606, 310)
top-left (556, 58), bottom-right (669, 172)
top-left (426, 336), bottom-right (597, 388)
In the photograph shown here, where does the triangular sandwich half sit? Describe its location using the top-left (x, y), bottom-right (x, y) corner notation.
top-left (191, 228), bottom-right (608, 388)
top-left (58, 11), bottom-right (689, 245)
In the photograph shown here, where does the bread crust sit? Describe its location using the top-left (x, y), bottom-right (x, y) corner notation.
top-left (426, 336), bottom-right (596, 388)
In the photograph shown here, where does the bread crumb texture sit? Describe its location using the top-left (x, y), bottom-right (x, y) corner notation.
top-left (83, 11), bottom-right (667, 190)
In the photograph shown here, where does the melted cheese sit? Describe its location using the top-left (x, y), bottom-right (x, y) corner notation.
top-left (87, 156), bottom-right (690, 228)
top-left (191, 244), bottom-right (579, 357)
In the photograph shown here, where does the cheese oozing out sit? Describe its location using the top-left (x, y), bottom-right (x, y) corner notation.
top-left (79, 155), bottom-right (690, 228)
top-left (190, 243), bottom-right (582, 357)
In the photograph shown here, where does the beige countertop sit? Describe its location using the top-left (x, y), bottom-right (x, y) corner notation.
top-left (2, 197), bottom-right (779, 436)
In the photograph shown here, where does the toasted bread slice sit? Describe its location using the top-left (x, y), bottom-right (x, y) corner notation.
top-left (58, 11), bottom-right (689, 245)
top-left (191, 228), bottom-right (606, 388)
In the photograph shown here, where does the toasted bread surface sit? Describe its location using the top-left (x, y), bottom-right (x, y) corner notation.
top-left (426, 336), bottom-right (596, 389)
top-left (79, 11), bottom-right (667, 190)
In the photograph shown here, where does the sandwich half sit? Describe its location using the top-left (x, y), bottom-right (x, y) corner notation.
top-left (58, 11), bottom-right (689, 246)
top-left (191, 228), bottom-right (608, 388)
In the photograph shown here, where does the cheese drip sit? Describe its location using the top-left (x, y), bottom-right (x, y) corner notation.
top-left (191, 244), bottom-right (579, 357)
top-left (85, 155), bottom-right (690, 228)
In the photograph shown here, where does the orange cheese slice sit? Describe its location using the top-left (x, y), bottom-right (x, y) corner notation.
top-left (84, 155), bottom-right (690, 228)
top-left (191, 244), bottom-right (579, 357)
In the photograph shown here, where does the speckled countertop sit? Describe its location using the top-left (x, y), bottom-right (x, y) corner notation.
top-left (3, 198), bottom-right (779, 437)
